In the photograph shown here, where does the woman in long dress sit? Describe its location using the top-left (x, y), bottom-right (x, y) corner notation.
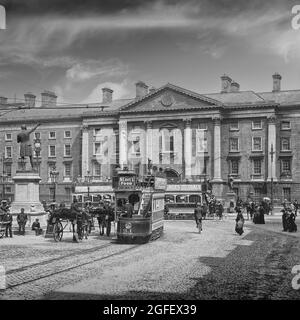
top-left (235, 212), bottom-right (245, 235)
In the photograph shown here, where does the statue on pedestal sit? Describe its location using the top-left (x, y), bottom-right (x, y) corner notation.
top-left (17, 123), bottom-right (41, 171)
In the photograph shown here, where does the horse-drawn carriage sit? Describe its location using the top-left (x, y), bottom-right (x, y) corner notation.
top-left (48, 206), bottom-right (91, 242)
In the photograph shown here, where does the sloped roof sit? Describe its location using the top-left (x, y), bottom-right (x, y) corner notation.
top-left (0, 99), bottom-right (133, 123)
top-left (204, 91), bottom-right (267, 104)
top-left (257, 90), bottom-right (300, 105)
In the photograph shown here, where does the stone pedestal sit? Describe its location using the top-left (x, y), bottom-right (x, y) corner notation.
top-left (224, 192), bottom-right (237, 213)
top-left (10, 171), bottom-right (46, 227)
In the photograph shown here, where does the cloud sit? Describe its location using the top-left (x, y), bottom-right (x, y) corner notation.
top-left (80, 80), bottom-right (132, 104)
top-left (66, 59), bottom-right (128, 82)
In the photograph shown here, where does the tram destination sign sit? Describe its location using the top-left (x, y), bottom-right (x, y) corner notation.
top-left (118, 175), bottom-right (136, 189)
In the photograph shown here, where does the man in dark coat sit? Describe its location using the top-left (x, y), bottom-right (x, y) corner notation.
top-left (17, 208), bottom-right (28, 235)
top-left (31, 218), bottom-right (42, 236)
top-left (4, 211), bottom-right (13, 238)
top-left (194, 203), bottom-right (203, 232)
top-left (124, 200), bottom-right (134, 218)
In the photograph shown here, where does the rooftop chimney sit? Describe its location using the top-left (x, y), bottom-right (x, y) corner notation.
top-left (136, 81), bottom-right (148, 98)
top-left (149, 86), bottom-right (156, 94)
top-left (102, 87), bottom-right (113, 104)
top-left (221, 74), bottom-right (232, 93)
top-left (272, 73), bottom-right (282, 92)
top-left (41, 90), bottom-right (57, 107)
top-left (230, 81), bottom-right (240, 93)
top-left (0, 96), bottom-right (8, 105)
top-left (24, 92), bottom-right (36, 108)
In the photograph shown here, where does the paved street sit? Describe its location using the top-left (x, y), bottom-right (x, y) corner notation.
top-left (0, 217), bottom-right (300, 300)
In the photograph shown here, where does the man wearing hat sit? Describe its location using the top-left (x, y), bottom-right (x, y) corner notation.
top-left (17, 208), bottom-right (28, 235)
top-left (4, 209), bottom-right (13, 238)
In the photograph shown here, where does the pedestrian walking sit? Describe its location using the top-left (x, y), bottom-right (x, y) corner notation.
top-left (235, 211), bottom-right (245, 235)
top-left (194, 202), bottom-right (203, 233)
top-left (17, 208), bottom-right (28, 235)
top-left (4, 211), bottom-right (13, 238)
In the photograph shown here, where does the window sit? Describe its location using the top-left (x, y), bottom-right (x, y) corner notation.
top-left (5, 186), bottom-right (12, 193)
top-left (281, 159), bottom-right (291, 174)
top-left (49, 131), bottom-right (56, 139)
top-left (233, 188), bottom-right (239, 196)
top-left (198, 123), bottom-right (207, 130)
top-left (34, 132), bottom-right (40, 139)
top-left (64, 163), bottom-right (71, 177)
top-left (5, 146), bottom-right (12, 158)
top-left (132, 139), bottom-right (141, 155)
top-left (252, 137), bottom-right (262, 151)
top-left (5, 133), bottom-right (12, 141)
top-left (231, 160), bottom-right (239, 175)
top-left (253, 159), bottom-right (262, 174)
top-left (196, 130), bottom-right (207, 153)
top-left (229, 121), bottom-right (239, 131)
top-left (254, 188), bottom-right (262, 198)
top-left (64, 144), bottom-right (71, 157)
top-left (49, 145), bottom-right (56, 157)
top-left (93, 162), bottom-right (101, 177)
top-left (94, 128), bottom-right (101, 137)
top-left (93, 138), bottom-right (108, 156)
top-left (134, 163), bottom-right (140, 176)
top-left (281, 121), bottom-right (291, 130)
top-left (252, 120), bottom-right (262, 130)
top-left (283, 188), bottom-right (291, 201)
top-left (281, 137), bottom-right (291, 151)
top-left (229, 138), bottom-right (239, 152)
top-left (64, 130), bottom-right (71, 138)
top-left (3, 163), bottom-right (12, 177)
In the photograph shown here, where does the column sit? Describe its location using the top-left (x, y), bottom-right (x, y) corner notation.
top-left (81, 125), bottom-right (89, 178)
top-left (145, 120), bottom-right (153, 162)
top-left (119, 120), bottom-right (127, 168)
top-left (267, 115), bottom-right (277, 181)
top-left (184, 118), bottom-right (192, 179)
top-left (212, 116), bottom-right (222, 181)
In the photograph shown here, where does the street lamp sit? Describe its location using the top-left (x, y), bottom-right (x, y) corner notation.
top-left (34, 138), bottom-right (41, 173)
top-left (85, 170), bottom-right (92, 201)
top-left (50, 166), bottom-right (59, 203)
top-left (270, 143), bottom-right (275, 214)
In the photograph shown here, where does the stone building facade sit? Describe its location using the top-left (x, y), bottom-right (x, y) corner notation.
top-left (0, 74), bottom-right (299, 204)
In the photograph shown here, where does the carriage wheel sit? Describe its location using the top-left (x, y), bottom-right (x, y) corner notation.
top-left (53, 221), bottom-right (63, 242)
top-left (0, 228), bottom-right (5, 239)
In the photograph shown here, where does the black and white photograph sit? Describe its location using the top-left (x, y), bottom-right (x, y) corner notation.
top-left (0, 0), bottom-right (300, 307)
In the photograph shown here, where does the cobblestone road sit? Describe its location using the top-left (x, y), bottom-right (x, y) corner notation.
top-left (0, 217), bottom-right (299, 300)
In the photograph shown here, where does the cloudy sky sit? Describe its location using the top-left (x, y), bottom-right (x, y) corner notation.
top-left (0, 0), bottom-right (300, 105)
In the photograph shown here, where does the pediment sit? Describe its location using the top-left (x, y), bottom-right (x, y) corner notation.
top-left (119, 83), bottom-right (222, 113)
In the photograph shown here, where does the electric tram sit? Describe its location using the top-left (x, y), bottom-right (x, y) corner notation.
top-left (114, 169), bottom-right (167, 244)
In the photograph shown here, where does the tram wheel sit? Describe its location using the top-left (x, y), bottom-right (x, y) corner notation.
top-left (53, 222), bottom-right (63, 242)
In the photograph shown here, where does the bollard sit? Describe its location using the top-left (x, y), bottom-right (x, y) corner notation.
top-left (0, 265), bottom-right (6, 290)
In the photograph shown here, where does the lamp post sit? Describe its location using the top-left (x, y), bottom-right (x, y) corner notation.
top-left (85, 170), bottom-right (92, 201)
top-left (34, 138), bottom-right (41, 173)
top-left (50, 166), bottom-right (59, 203)
top-left (270, 143), bottom-right (275, 214)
